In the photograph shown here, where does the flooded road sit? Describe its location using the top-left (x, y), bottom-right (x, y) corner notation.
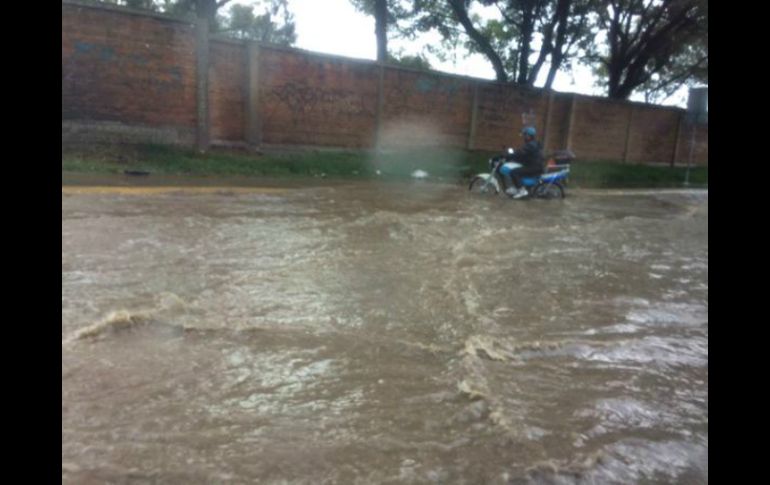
top-left (62, 179), bottom-right (708, 484)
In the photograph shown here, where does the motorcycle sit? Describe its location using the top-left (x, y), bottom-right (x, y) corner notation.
top-left (468, 149), bottom-right (575, 199)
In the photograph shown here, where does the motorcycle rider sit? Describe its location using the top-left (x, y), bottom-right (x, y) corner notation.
top-left (500, 126), bottom-right (545, 198)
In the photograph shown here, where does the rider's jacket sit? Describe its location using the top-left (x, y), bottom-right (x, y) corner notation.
top-left (506, 140), bottom-right (545, 173)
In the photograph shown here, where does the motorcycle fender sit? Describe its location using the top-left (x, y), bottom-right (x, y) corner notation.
top-left (476, 173), bottom-right (501, 192)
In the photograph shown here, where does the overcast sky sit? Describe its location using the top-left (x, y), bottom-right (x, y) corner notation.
top-left (236, 0), bottom-right (690, 107)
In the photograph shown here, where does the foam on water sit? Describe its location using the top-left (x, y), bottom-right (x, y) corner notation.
top-left (62, 183), bottom-right (708, 483)
top-left (64, 309), bottom-right (154, 343)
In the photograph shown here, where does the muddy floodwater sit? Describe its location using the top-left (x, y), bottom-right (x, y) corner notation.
top-left (62, 178), bottom-right (708, 484)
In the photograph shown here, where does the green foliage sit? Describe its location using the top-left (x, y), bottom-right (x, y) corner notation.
top-left (568, 160), bottom-right (708, 188)
top-left (220, 3), bottom-right (296, 44)
top-left (62, 145), bottom-right (707, 188)
top-left (350, 1), bottom-right (422, 61)
top-left (402, 0), bottom-right (596, 87)
top-left (363, 0), bottom-right (706, 102)
top-left (94, 0), bottom-right (296, 45)
top-left (582, 0), bottom-right (707, 100)
top-left (349, 0), bottom-right (412, 24)
top-left (387, 53), bottom-right (433, 70)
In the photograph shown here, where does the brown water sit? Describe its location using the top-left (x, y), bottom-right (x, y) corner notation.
top-left (62, 178), bottom-right (708, 484)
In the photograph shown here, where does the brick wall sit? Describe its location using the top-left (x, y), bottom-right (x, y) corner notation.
top-left (259, 47), bottom-right (379, 148)
top-left (62, 3), bottom-right (197, 134)
top-left (61, 0), bottom-right (708, 165)
top-left (628, 105), bottom-right (681, 164)
top-left (673, 121), bottom-right (708, 166)
top-left (571, 97), bottom-right (631, 161)
top-left (381, 69), bottom-right (473, 148)
top-left (541, 94), bottom-right (570, 154)
top-left (209, 39), bottom-right (245, 142)
top-left (473, 84), bottom-right (548, 152)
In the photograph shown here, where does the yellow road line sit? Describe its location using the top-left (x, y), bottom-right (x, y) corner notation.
top-left (62, 186), bottom-right (290, 195)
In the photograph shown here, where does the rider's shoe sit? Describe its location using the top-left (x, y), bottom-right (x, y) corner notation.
top-left (513, 188), bottom-right (529, 199)
top-left (505, 187), bottom-right (519, 196)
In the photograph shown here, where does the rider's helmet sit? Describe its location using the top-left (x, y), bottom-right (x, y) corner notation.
top-left (521, 126), bottom-right (536, 138)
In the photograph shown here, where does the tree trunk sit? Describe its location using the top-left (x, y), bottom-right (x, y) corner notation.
top-left (545, 0), bottom-right (572, 89)
top-left (543, 52), bottom-right (562, 89)
top-left (374, 0), bottom-right (388, 62)
top-left (448, 0), bottom-right (508, 82)
top-left (603, 0), bottom-right (701, 100)
top-left (516, 3), bottom-right (536, 84)
top-left (195, 0), bottom-right (217, 29)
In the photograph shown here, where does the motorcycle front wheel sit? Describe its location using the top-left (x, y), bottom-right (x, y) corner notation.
top-left (468, 176), bottom-right (500, 195)
top-left (534, 183), bottom-right (565, 199)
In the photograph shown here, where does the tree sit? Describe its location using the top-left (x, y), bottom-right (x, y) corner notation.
top-left (158, 0), bottom-right (233, 29)
top-left (404, 0), bottom-right (594, 88)
top-left (638, 33), bottom-right (707, 104)
top-left (98, 0), bottom-right (160, 10)
top-left (100, 1), bottom-right (235, 23)
top-left (492, 0), bottom-right (547, 84)
top-left (444, 0), bottom-right (511, 82)
top-left (583, 0), bottom-right (707, 100)
top-left (350, 0), bottom-right (413, 62)
top-left (218, 3), bottom-right (296, 44)
top-left (375, 0), bottom-right (388, 61)
top-left (101, 0), bottom-right (296, 45)
top-left (531, 0), bottom-right (594, 88)
top-left (388, 53), bottom-right (433, 70)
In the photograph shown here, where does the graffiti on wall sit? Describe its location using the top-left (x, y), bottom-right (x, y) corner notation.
top-left (267, 81), bottom-right (375, 124)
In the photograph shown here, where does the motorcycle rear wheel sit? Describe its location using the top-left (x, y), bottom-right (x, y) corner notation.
top-left (534, 183), bottom-right (565, 199)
